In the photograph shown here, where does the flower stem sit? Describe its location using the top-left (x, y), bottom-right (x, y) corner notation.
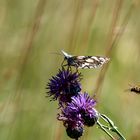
top-left (113, 128), bottom-right (126, 140)
top-left (100, 114), bottom-right (126, 140)
top-left (97, 121), bottom-right (116, 140)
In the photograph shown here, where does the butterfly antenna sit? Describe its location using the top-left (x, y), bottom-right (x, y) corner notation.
top-left (48, 52), bottom-right (62, 56)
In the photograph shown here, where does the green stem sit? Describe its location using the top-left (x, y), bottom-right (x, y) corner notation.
top-left (100, 114), bottom-right (115, 127)
top-left (97, 121), bottom-right (115, 140)
top-left (113, 128), bottom-right (126, 140)
top-left (100, 114), bottom-right (126, 140)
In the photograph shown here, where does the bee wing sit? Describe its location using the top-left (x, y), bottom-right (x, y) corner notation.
top-left (124, 88), bottom-right (131, 92)
top-left (124, 84), bottom-right (133, 92)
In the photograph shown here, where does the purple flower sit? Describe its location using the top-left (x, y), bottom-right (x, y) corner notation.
top-left (58, 108), bottom-right (84, 139)
top-left (57, 93), bottom-right (99, 139)
top-left (47, 68), bottom-right (82, 105)
top-left (70, 93), bottom-right (99, 126)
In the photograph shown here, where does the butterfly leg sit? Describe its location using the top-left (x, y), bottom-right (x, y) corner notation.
top-left (61, 59), bottom-right (69, 68)
top-left (75, 67), bottom-right (78, 73)
top-left (61, 59), bottom-right (65, 67)
top-left (67, 66), bottom-right (72, 72)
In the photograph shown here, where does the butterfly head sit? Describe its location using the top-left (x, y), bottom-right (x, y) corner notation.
top-left (61, 50), bottom-right (72, 59)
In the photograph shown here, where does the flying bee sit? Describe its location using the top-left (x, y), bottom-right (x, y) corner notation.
top-left (127, 84), bottom-right (140, 94)
top-left (61, 50), bottom-right (110, 69)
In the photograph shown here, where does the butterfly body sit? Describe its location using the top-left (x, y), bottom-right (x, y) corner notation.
top-left (61, 50), bottom-right (110, 69)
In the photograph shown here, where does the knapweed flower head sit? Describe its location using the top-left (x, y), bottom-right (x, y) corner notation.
top-left (74, 93), bottom-right (99, 127)
top-left (58, 93), bottom-right (99, 139)
top-left (58, 108), bottom-right (84, 139)
top-left (47, 67), bottom-right (82, 105)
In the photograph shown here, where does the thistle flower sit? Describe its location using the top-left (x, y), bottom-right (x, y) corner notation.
top-left (58, 93), bottom-right (99, 139)
top-left (58, 106), bottom-right (84, 139)
top-left (47, 68), bottom-right (82, 105)
top-left (70, 93), bottom-right (99, 126)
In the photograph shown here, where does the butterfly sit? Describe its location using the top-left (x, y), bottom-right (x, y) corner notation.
top-left (127, 84), bottom-right (140, 94)
top-left (61, 50), bottom-right (110, 69)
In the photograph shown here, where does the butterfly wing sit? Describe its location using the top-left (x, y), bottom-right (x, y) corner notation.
top-left (68, 56), bottom-right (109, 69)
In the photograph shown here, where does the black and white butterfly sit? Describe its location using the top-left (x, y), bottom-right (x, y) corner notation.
top-left (61, 50), bottom-right (110, 69)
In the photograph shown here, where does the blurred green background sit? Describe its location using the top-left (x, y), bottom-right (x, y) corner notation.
top-left (0, 0), bottom-right (140, 139)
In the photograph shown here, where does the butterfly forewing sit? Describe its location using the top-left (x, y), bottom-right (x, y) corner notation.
top-left (78, 56), bottom-right (109, 69)
top-left (61, 50), bottom-right (110, 69)
top-left (68, 56), bottom-right (109, 69)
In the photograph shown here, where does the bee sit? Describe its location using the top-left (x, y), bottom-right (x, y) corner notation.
top-left (128, 84), bottom-right (140, 94)
top-left (61, 50), bottom-right (110, 69)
